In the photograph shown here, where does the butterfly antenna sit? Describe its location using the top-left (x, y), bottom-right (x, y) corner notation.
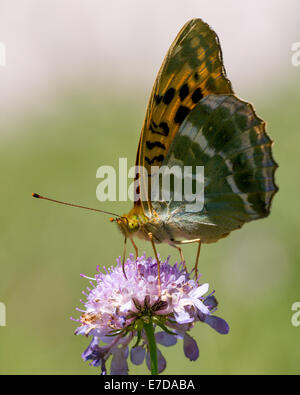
top-left (32, 193), bottom-right (122, 218)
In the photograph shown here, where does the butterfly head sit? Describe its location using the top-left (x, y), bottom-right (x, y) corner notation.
top-left (110, 211), bottom-right (148, 237)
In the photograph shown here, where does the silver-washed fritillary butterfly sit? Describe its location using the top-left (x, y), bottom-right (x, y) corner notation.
top-left (112, 18), bottom-right (278, 280)
top-left (33, 19), bottom-right (278, 288)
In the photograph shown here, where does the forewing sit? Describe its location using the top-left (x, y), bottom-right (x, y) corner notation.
top-left (135, 18), bottom-right (233, 214)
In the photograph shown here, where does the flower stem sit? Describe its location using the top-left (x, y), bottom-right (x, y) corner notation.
top-left (144, 321), bottom-right (158, 375)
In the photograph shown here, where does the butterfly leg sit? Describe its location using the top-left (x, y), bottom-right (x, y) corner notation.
top-left (130, 237), bottom-right (141, 276)
top-left (194, 240), bottom-right (202, 282)
top-left (173, 239), bottom-right (201, 280)
top-left (122, 236), bottom-right (128, 279)
top-left (172, 245), bottom-right (187, 271)
top-left (148, 232), bottom-right (161, 296)
top-left (130, 238), bottom-right (139, 259)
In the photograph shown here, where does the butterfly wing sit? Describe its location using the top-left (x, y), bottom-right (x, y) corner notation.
top-left (151, 94), bottom-right (278, 243)
top-left (135, 18), bottom-right (233, 214)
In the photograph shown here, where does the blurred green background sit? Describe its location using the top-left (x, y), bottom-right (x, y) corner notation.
top-left (1, 0), bottom-right (300, 375)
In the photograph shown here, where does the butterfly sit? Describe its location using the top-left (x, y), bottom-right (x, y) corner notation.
top-left (111, 18), bottom-right (278, 283)
top-left (33, 19), bottom-right (278, 290)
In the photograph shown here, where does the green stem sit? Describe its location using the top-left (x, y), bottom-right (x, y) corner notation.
top-left (143, 321), bottom-right (158, 375)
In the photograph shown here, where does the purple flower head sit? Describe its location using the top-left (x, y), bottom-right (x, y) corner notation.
top-left (73, 254), bottom-right (229, 374)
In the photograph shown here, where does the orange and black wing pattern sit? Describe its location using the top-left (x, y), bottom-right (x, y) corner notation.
top-left (135, 18), bottom-right (233, 214)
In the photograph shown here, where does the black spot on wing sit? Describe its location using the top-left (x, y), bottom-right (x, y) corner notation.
top-left (179, 83), bottom-right (189, 101)
top-left (145, 154), bottom-right (165, 165)
top-left (248, 192), bottom-right (269, 217)
top-left (146, 141), bottom-right (166, 150)
top-left (232, 152), bottom-right (248, 173)
top-left (191, 88), bottom-right (203, 103)
top-left (163, 88), bottom-right (175, 105)
top-left (159, 122), bottom-right (169, 136)
top-left (154, 94), bottom-right (163, 104)
top-left (234, 171), bottom-right (254, 193)
top-left (149, 121), bottom-right (169, 137)
top-left (174, 106), bottom-right (191, 124)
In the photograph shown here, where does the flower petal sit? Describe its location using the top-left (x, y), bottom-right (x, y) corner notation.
top-left (174, 275), bottom-right (187, 285)
top-left (192, 297), bottom-right (210, 315)
top-left (174, 307), bottom-right (194, 324)
top-left (82, 336), bottom-right (100, 361)
top-left (203, 295), bottom-right (218, 310)
top-left (190, 283), bottom-right (209, 298)
top-left (74, 325), bottom-right (89, 336)
top-left (155, 331), bottom-right (177, 347)
top-left (120, 300), bottom-right (133, 312)
top-left (183, 333), bottom-right (199, 361)
top-left (130, 346), bottom-right (145, 365)
top-left (204, 315), bottom-right (230, 335)
top-left (146, 347), bottom-right (166, 374)
top-left (110, 347), bottom-right (129, 375)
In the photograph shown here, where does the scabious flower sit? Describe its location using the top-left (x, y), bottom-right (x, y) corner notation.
top-left (73, 254), bottom-right (229, 375)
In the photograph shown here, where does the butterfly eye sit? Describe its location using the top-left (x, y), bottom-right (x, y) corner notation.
top-left (128, 221), bottom-right (139, 231)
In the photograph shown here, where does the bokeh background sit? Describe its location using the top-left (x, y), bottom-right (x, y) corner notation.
top-left (1, 0), bottom-right (300, 374)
